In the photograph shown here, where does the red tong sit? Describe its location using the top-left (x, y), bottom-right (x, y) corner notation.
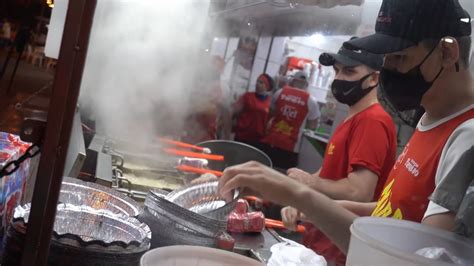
top-left (176, 164), bottom-right (223, 177)
top-left (159, 138), bottom-right (210, 153)
top-left (158, 138), bottom-right (224, 175)
top-left (159, 137), bottom-right (224, 162)
top-left (164, 148), bottom-right (224, 161)
top-left (243, 196), bottom-right (306, 233)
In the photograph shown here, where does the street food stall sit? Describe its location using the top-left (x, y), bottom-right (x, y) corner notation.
top-left (0, 0), bottom-right (472, 265)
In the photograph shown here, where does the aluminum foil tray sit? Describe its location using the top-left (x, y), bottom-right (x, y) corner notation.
top-left (165, 181), bottom-right (239, 220)
top-left (14, 203), bottom-right (151, 248)
top-left (143, 190), bottom-right (226, 248)
top-left (60, 177), bottom-right (141, 217)
top-left (145, 190), bottom-right (226, 237)
top-left (139, 208), bottom-right (217, 248)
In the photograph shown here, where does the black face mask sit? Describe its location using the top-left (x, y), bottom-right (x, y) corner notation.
top-left (379, 46), bottom-right (444, 111)
top-left (331, 74), bottom-right (377, 106)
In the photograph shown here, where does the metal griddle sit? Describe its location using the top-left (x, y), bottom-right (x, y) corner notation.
top-left (90, 135), bottom-right (196, 201)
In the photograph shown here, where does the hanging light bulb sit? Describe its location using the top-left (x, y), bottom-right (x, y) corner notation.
top-left (46, 0), bottom-right (54, 8)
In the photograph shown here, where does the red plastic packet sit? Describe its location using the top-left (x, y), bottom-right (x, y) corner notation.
top-left (216, 232), bottom-right (235, 251)
top-left (234, 199), bottom-right (249, 214)
top-left (227, 211), bottom-right (265, 233)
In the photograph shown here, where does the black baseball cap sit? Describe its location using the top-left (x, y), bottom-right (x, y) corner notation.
top-left (344, 0), bottom-right (472, 54)
top-left (319, 37), bottom-right (384, 70)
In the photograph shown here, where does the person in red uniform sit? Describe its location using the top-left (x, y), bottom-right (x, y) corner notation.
top-left (280, 39), bottom-right (397, 265)
top-left (218, 0), bottom-right (473, 258)
top-left (233, 74), bottom-right (274, 148)
top-left (261, 71), bottom-right (320, 170)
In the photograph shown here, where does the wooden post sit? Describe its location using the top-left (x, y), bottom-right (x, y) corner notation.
top-left (20, 0), bottom-right (97, 265)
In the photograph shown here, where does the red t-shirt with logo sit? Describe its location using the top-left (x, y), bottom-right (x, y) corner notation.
top-left (234, 92), bottom-right (271, 142)
top-left (303, 103), bottom-right (397, 265)
top-left (319, 103), bottom-right (397, 195)
top-left (371, 108), bottom-right (474, 221)
top-left (261, 86), bottom-right (310, 152)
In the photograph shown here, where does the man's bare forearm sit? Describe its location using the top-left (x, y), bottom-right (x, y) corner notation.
top-left (314, 178), bottom-right (372, 202)
top-left (289, 186), bottom-right (358, 254)
top-left (304, 169), bottom-right (377, 202)
top-left (304, 173), bottom-right (362, 201)
top-left (300, 201), bottom-right (374, 221)
top-left (297, 170), bottom-right (320, 190)
top-left (337, 200), bottom-right (376, 216)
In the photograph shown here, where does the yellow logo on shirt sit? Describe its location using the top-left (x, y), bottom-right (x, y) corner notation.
top-left (327, 143), bottom-right (335, 155)
top-left (372, 179), bottom-right (403, 219)
top-left (275, 120), bottom-right (294, 136)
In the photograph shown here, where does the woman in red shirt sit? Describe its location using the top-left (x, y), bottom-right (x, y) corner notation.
top-left (233, 74), bottom-right (274, 148)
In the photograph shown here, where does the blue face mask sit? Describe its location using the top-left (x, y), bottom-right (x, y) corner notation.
top-left (255, 92), bottom-right (269, 101)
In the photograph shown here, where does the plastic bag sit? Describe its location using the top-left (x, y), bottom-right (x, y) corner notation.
top-left (415, 247), bottom-right (471, 265)
top-left (216, 232), bottom-right (235, 251)
top-left (455, 184), bottom-right (474, 239)
top-left (268, 238), bottom-right (327, 266)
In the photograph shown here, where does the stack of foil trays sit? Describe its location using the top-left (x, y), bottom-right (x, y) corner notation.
top-left (13, 203), bottom-right (150, 250)
top-left (4, 177), bottom-right (151, 265)
top-left (141, 181), bottom-right (239, 248)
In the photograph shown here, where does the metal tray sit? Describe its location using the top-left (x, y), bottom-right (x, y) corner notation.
top-left (60, 176), bottom-right (141, 217)
top-left (165, 181), bottom-right (239, 220)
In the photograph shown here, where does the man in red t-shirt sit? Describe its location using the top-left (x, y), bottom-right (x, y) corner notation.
top-left (261, 71), bottom-right (320, 170)
top-left (281, 39), bottom-right (397, 265)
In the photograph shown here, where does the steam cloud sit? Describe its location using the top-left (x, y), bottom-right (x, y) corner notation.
top-left (79, 0), bottom-right (212, 144)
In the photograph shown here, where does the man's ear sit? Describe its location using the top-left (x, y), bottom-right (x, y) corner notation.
top-left (439, 37), bottom-right (460, 70)
top-left (369, 71), bottom-right (380, 87)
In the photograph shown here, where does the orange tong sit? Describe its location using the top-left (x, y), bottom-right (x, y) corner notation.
top-left (159, 138), bottom-right (209, 153)
top-left (164, 148), bottom-right (224, 161)
top-left (176, 165), bottom-right (223, 177)
top-left (264, 218), bottom-right (306, 233)
top-left (243, 196), bottom-right (261, 202)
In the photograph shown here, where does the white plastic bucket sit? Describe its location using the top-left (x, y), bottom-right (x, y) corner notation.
top-left (140, 245), bottom-right (264, 266)
top-left (347, 217), bottom-right (474, 266)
